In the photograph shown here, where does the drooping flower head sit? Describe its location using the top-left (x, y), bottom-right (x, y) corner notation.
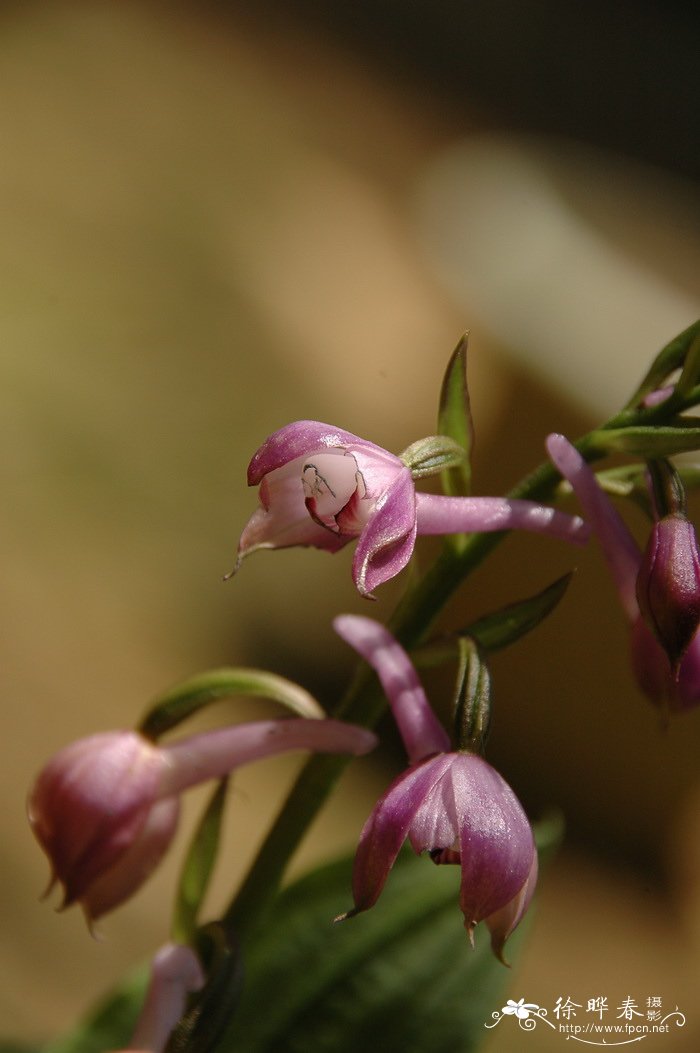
top-left (233, 421), bottom-right (589, 597)
top-left (29, 717), bottom-right (376, 924)
top-left (546, 433), bottom-right (700, 712)
top-left (333, 615), bottom-right (536, 960)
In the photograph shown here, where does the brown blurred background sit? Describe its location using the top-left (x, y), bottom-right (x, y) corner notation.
top-left (2, 2), bottom-right (700, 1049)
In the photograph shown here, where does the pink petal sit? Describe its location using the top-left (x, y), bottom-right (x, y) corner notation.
top-left (333, 615), bottom-right (451, 763)
top-left (159, 718), bottom-right (377, 796)
top-left (414, 493), bottom-right (589, 545)
top-left (449, 755), bottom-right (535, 931)
top-left (342, 755), bottom-right (454, 916)
top-left (247, 421), bottom-right (389, 486)
top-left (127, 943), bottom-right (205, 1053)
top-left (546, 433), bottom-right (641, 620)
top-left (485, 852), bottom-right (539, 963)
top-left (351, 467), bottom-right (417, 597)
top-left (82, 797), bottom-right (180, 922)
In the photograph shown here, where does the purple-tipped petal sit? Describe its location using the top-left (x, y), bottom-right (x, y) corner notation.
top-left (333, 615), bottom-right (450, 763)
top-left (127, 943), bottom-right (205, 1053)
top-left (344, 755), bottom-right (454, 916)
top-left (449, 754), bottom-right (535, 934)
top-left (546, 433), bottom-right (641, 620)
top-left (247, 421), bottom-right (389, 486)
top-left (414, 493), bottom-right (589, 545)
top-left (486, 852), bottom-right (539, 964)
top-left (159, 718), bottom-right (377, 796)
top-left (351, 466), bottom-right (417, 596)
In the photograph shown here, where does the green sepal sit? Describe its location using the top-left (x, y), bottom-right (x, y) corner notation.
top-left (596, 423), bottom-right (700, 458)
top-left (138, 668), bottom-right (324, 741)
top-left (399, 434), bottom-right (467, 480)
top-left (437, 333), bottom-right (474, 497)
top-left (414, 573), bottom-right (573, 667)
top-left (172, 778), bottom-right (230, 946)
top-left (675, 325), bottom-right (700, 401)
top-left (453, 637), bottom-right (491, 753)
top-left (625, 319), bottom-right (700, 408)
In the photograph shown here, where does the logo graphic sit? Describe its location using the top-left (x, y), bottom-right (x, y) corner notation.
top-left (485, 996), bottom-right (687, 1046)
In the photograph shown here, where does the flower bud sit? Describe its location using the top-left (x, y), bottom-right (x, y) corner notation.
top-left (636, 513), bottom-right (700, 669)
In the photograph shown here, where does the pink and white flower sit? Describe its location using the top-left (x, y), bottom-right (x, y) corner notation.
top-left (234, 421), bottom-right (589, 596)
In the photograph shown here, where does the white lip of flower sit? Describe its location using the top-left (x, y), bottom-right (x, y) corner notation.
top-left (301, 453), bottom-right (368, 534)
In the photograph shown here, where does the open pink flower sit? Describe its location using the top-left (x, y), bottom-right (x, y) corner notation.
top-left (546, 433), bottom-right (700, 712)
top-left (333, 615), bottom-right (536, 960)
top-left (234, 421), bottom-right (589, 596)
top-left (29, 718), bottom-right (376, 924)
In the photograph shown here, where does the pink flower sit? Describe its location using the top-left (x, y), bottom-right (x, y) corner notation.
top-left (234, 421), bottom-right (589, 597)
top-left (546, 433), bottom-right (700, 712)
top-left (112, 943), bottom-right (205, 1053)
top-left (333, 615), bottom-right (537, 960)
top-left (29, 718), bottom-right (376, 924)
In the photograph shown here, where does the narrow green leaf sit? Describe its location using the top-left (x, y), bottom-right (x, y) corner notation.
top-left (139, 668), bottom-right (325, 740)
top-left (413, 573), bottom-right (573, 667)
top-left (172, 779), bottom-right (229, 945)
top-left (597, 424), bottom-right (700, 457)
top-left (625, 319), bottom-right (700, 407)
top-left (675, 326), bottom-right (700, 399)
top-left (399, 435), bottom-right (467, 480)
top-left (437, 334), bottom-right (474, 497)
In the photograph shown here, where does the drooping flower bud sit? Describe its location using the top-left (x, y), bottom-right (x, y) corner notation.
top-left (29, 718), bottom-right (376, 924)
top-left (635, 459), bottom-right (700, 669)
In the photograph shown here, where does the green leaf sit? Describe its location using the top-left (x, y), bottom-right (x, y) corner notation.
top-left (625, 319), bottom-right (700, 407)
top-left (675, 325), bottom-right (700, 400)
top-left (139, 668), bottom-right (325, 740)
top-left (438, 334), bottom-right (474, 498)
top-left (597, 424), bottom-right (700, 458)
top-left (40, 967), bottom-right (147, 1053)
top-left (216, 823), bottom-right (559, 1053)
top-left (414, 573), bottom-right (573, 667)
top-left (172, 779), bottom-right (230, 945)
top-left (399, 435), bottom-right (467, 480)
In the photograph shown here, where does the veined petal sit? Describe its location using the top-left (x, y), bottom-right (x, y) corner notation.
top-left (546, 433), bottom-right (641, 620)
top-left (159, 718), bottom-right (377, 796)
top-left (449, 755), bottom-right (535, 931)
top-left (342, 755), bottom-right (455, 917)
top-left (333, 615), bottom-right (450, 763)
top-left (414, 493), bottom-right (589, 546)
top-left (351, 466), bottom-right (417, 597)
top-left (247, 421), bottom-right (389, 485)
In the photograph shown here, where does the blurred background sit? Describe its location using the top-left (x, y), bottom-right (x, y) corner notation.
top-left (2, 1), bottom-right (700, 1049)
